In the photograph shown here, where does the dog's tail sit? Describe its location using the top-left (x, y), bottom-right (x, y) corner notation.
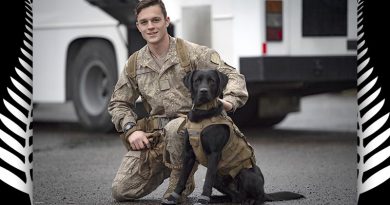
top-left (265, 191), bottom-right (305, 202)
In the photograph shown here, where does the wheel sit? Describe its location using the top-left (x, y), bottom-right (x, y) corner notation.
top-left (230, 96), bottom-right (287, 128)
top-left (71, 40), bottom-right (117, 132)
top-left (229, 96), bottom-right (258, 127)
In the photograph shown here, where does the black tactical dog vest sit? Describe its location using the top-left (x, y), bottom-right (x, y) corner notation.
top-left (186, 114), bottom-right (256, 178)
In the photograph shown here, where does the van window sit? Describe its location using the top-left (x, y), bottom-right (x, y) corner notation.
top-left (302, 0), bottom-right (347, 36)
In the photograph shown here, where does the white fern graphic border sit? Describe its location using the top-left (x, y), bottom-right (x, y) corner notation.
top-left (0, 0), bottom-right (33, 204)
top-left (357, 0), bottom-right (390, 201)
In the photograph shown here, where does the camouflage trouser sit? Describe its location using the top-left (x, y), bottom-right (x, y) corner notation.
top-left (111, 117), bottom-right (194, 201)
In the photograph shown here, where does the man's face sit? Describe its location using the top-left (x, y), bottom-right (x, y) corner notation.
top-left (136, 5), bottom-right (170, 45)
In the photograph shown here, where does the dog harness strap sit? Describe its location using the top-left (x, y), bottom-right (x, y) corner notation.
top-left (193, 99), bottom-right (221, 111)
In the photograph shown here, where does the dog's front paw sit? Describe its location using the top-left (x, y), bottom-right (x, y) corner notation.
top-left (161, 192), bottom-right (180, 205)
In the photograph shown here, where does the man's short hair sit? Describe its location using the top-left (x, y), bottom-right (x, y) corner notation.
top-left (135, 0), bottom-right (167, 19)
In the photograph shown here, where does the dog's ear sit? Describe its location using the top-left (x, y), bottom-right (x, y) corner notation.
top-left (183, 70), bottom-right (195, 90)
top-left (216, 70), bottom-right (228, 96)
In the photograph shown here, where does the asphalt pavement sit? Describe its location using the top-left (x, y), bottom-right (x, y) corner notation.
top-left (33, 91), bottom-right (357, 205)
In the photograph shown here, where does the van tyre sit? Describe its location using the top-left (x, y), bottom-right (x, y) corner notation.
top-left (230, 96), bottom-right (286, 128)
top-left (71, 40), bottom-right (117, 132)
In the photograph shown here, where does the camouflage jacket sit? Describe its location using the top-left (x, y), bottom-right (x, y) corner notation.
top-left (108, 36), bottom-right (248, 132)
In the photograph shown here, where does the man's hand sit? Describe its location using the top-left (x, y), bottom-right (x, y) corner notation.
top-left (127, 130), bottom-right (151, 150)
top-left (218, 98), bottom-right (233, 112)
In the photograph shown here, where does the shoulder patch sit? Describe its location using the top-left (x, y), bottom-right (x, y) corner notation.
top-left (210, 53), bottom-right (220, 65)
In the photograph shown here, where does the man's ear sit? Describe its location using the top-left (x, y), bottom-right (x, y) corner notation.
top-left (217, 70), bottom-right (228, 96)
top-left (183, 70), bottom-right (195, 90)
top-left (165, 16), bottom-right (171, 27)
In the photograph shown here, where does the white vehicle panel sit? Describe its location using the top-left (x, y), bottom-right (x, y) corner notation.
top-left (34, 0), bottom-right (116, 28)
top-left (34, 0), bottom-right (128, 103)
top-left (34, 26), bottom-right (127, 103)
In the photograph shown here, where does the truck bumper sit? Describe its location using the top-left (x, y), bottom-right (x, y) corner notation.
top-left (240, 55), bottom-right (356, 96)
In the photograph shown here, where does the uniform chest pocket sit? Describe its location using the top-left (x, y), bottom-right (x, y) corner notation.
top-left (136, 67), bottom-right (154, 75)
top-left (136, 67), bottom-right (157, 94)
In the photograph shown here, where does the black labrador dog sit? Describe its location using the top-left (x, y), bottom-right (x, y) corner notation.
top-left (162, 69), bottom-right (304, 205)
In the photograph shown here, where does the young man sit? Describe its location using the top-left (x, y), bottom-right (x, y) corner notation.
top-left (108, 0), bottom-right (248, 202)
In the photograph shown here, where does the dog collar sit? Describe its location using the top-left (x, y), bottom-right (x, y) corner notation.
top-left (192, 98), bottom-right (221, 111)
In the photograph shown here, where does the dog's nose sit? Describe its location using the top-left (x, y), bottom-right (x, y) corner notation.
top-left (199, 88), bottom-right (208, 93)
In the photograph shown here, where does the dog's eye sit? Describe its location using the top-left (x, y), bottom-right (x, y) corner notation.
top-left (194, 78), bottom-right (201, 84)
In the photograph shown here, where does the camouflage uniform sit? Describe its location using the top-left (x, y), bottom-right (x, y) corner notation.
top-left (108, 36), bottom-right (248, 201)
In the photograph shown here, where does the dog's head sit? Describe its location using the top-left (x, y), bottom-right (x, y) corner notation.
top-left (183, 69), bottom-right (228, 106)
